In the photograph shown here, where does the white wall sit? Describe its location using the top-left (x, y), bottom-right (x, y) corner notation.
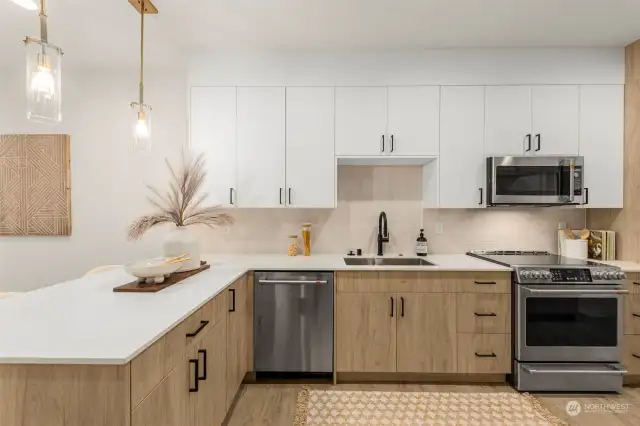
top-left (0, 68), bottom-right (187, 291)
top-left (189, 48), bottom-right (624, 86)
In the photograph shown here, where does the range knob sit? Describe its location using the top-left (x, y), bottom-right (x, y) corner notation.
top-left (604, 271), bottom-right (616, 280)
top-left (531, 270), bottom-right (542, 279)
top-left (542, 271), bottom-right (552, 280)
top-left (520, 271), bottom-right (532, 280)
top-left (616, 271), bottom-right (627, 280)
top-left (592, 270), bottom-right (603, 280)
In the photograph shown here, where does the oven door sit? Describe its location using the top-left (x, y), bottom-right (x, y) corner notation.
top-left (488, 156), bottom-right (584, 205)
top-left (515, 284), bottom-right (625, 362)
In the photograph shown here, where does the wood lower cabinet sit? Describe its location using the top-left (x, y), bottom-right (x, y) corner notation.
top-left (226, 276), bottom-right (251, 409)
top-left (396, 293), bottom-right (457, 373)
top-left (457, 294), bottom-right (510, 334)
top-left (624, 335), bottom-right (640, 374)
top-left (336, 293), bottom-right (396, 372)
top-left (192, 317), bottom-right (227, 426)
top-left (457, 333), bottom-right (511, 374)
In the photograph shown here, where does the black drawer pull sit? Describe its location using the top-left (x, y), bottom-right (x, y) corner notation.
top-left (474, 312), bottom-right (497, 317)
top-left (634, 282), bottom-right (640, 286)
top-left (197, 349), bottom-right (207, 380)
top-left (633, 353), bottom-right (640, 359)
top-left (390, 297), bottom-right (394, 318)
top-left (400, 297), bottom-right (405, 317)
top-left (633, 313), bottom-right (640, 318)
top-left (186, 320), bottom-right (209, 338)
top-left (229, 288), bottom-right (236, 312)
top-left (475, 352), bottom-right (497, 358)
top-left (189, 359), bottom-right (199, 392)
top-left (474, 281), bottom-right (497, 285)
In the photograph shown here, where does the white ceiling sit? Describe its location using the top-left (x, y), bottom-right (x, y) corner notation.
top-left (1, 0), bottom-right (640, 68)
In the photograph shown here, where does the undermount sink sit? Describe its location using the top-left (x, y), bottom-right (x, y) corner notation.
top-left (343, 257), bottom-right (435, 266)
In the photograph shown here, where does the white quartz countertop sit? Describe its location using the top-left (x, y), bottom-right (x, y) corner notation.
top-left (0, 254), bottom-right (509, 365)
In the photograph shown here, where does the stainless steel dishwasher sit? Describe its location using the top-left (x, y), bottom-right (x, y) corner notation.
top-left (254, 271), bottom-right (333, 374)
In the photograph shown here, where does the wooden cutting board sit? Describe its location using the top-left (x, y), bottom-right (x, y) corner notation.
top-left (113, 262), bottom-right (210, 293)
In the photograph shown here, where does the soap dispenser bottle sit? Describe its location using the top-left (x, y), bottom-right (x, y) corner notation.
top-left (416, 229), bottom-right (428, 257)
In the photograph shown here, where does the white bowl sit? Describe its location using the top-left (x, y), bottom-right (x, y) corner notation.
top-left (124, 257), bottom-right (184, 284)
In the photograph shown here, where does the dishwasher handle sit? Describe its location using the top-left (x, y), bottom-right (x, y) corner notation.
top-left (258, 279), bottom-right (329, 285)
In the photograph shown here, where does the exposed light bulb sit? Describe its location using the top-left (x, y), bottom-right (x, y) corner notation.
top-left (136, 115), bottom-right (149, 138)
top-left (10, 0), bottom-right (38, 11)
top-left (134, 109), bottom-right (152, 154)
top-left (30, 64), bottom-right (55, 100)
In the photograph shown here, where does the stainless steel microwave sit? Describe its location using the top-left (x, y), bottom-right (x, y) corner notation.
top-left (486, 156), bottom-right (585, 206)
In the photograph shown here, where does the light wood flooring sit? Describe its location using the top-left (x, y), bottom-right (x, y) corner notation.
top-left (225, 383), bottom-right (640, 426)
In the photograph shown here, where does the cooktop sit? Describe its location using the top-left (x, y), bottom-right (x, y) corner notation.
top-left (467, 250), bottom-right (602, 268)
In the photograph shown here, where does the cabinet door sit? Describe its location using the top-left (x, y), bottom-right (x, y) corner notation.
top-left (485, 86), bottom-right (531, 156)
top-left (191, 317), bottom-right (227, 426)
top-left (131, 350), bottom-right (190, 426)
top-left (236, 87), bottom-right (286, 207)
top-left (190, 87), bottom-right (237, 207)
top-left (336, 293), bottom-right (396, 372)
top-left (439, 86), bottom-right (486, 208)
top-left (335, 87), bottom-right (387, 156)
top-left (396, 293), bottom-right (457, 373)
top-left (285, 87), bottom-right (336, 208)
top-left (579, 85), bottom-right (624, 208)
top-left (531, 86), bottom-right (580, 155)
top-left (226, 277), bottom-right (250, 410)
top-left (387, 86), bottom-right (439, 156)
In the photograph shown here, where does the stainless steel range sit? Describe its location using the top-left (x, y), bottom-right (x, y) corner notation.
top-left (468, 250), bottom-right (628, 392)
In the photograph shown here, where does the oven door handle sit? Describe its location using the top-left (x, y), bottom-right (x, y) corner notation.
top-left (520, 286), bottom-right (628, 295)
top-left (522, 365), bottom-right (627, 375)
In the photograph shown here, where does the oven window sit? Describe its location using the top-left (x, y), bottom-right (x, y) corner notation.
top-left (495, 166), bottom-right (569, 196)
top-left (526, 298), bottom-right (618, 347)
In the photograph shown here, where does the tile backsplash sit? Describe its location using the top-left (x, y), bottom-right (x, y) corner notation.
top-left (198, 166), bottom-right (585, 255)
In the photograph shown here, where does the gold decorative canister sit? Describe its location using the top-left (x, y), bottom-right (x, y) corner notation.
top-left (301, 223), bottom-right (312, 256)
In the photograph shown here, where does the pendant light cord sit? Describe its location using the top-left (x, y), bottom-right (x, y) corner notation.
top-left (139, 0), bottom-right (145, 105)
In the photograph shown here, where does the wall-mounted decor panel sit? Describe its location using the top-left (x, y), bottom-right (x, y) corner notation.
top-left (0, 134), bottom-right (71, 236)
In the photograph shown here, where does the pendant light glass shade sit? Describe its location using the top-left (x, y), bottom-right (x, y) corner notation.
top-left (25, 39), bottom-right (62, 124)
top-left (132, 104), bottom-right (152, 154)
top-left (10, 0), bottom-right (38, 10)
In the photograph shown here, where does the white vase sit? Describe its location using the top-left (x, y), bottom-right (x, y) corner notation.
top-left (163, 226), bottom-right (201, 272)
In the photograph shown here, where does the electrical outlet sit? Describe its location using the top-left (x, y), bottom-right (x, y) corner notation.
top-left (435, 222), bottom-right (444, 235)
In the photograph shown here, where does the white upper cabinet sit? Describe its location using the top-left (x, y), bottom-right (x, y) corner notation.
top-left (531, 86), bottom-right (580, 156)
top-left (439, 86), bottom-right (486, 208)
top-left (387, 86), bottom-right (440, 156)
top-left (579, 85), bottom-right (624, 208)
top-left (484, 86), bottom-right (532, 156)
top-left (236, 87), bottom-right (286, 208)
top-left (285, 87), bottom-right (336, 208)
top-left (335, 87), bottom-right (388, 156)
top-left (189, 87), bottom-right (237, 207)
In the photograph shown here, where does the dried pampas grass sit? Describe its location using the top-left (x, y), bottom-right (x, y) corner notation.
top-left (127, 153), bottom-right (234, 240)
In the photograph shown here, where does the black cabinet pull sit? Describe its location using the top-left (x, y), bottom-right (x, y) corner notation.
top-left (229, 188), bottom-right (234, 205)
top-left (634, 282), bottom-right (640, 286)
top-left (584, 188), bottom-right (589, 205)
top-left (525, 134), bottom-right (531, 152)
top-left (391, 135), bottom-right (395, 152)
top-left (474, 281), bottom-right (497, 285)
top-left (475, 352), bottom-right (497, 358)
top-left (229, 288), bottom-right (236, 312)
top-left (381, 135), bottom-right (385, 152)
top-left (288, 188), bottom-right (292, 205)
top-left (197, 349), bottom-right (207, 380)
top-left (189, 359), bottom-right (199, 392)
top-left (535, 134), bottom-right (541, 152)
top-left (400, 297), bottom-right (405, 317)
top-left (633, 353), bottom-right (640, 359)
top-left (478, 188), bottom-right (483, 205)
top-left (633, 313), bottom-right (640, 318)
top-left (186, 320), bottom-right (209, 338)
top-left (474, 312), bottom-right (497, 317)
top-left (279, 188), bottom-right (283, 205)
top-left (390, 297), bottom-right (394, 317)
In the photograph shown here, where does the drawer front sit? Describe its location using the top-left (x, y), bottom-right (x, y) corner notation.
top-left (457, 294), bottom-right (510, 334)
top-left (623, 335), bottom-right (640, 374)
top-left (625, 273), bottom-right (640, 294)
top-left (625, 295), bottom-right (640, 335)
top-left (457, 273), bottom-right (511, 294)
top-left (131, 290), bottom-right (228, 409)
top-left (457, 334), bottom-right (511, 374)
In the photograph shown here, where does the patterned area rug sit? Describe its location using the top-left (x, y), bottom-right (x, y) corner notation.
top-left (293, 389), bottom-right (567, 425)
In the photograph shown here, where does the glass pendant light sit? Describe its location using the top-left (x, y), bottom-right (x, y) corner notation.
top-left (11, 0), bottom-right (38, 11)
top-left (129, 0), bottom-right (158, 154)
top-left (24, 0), bottom-right (63, 124)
